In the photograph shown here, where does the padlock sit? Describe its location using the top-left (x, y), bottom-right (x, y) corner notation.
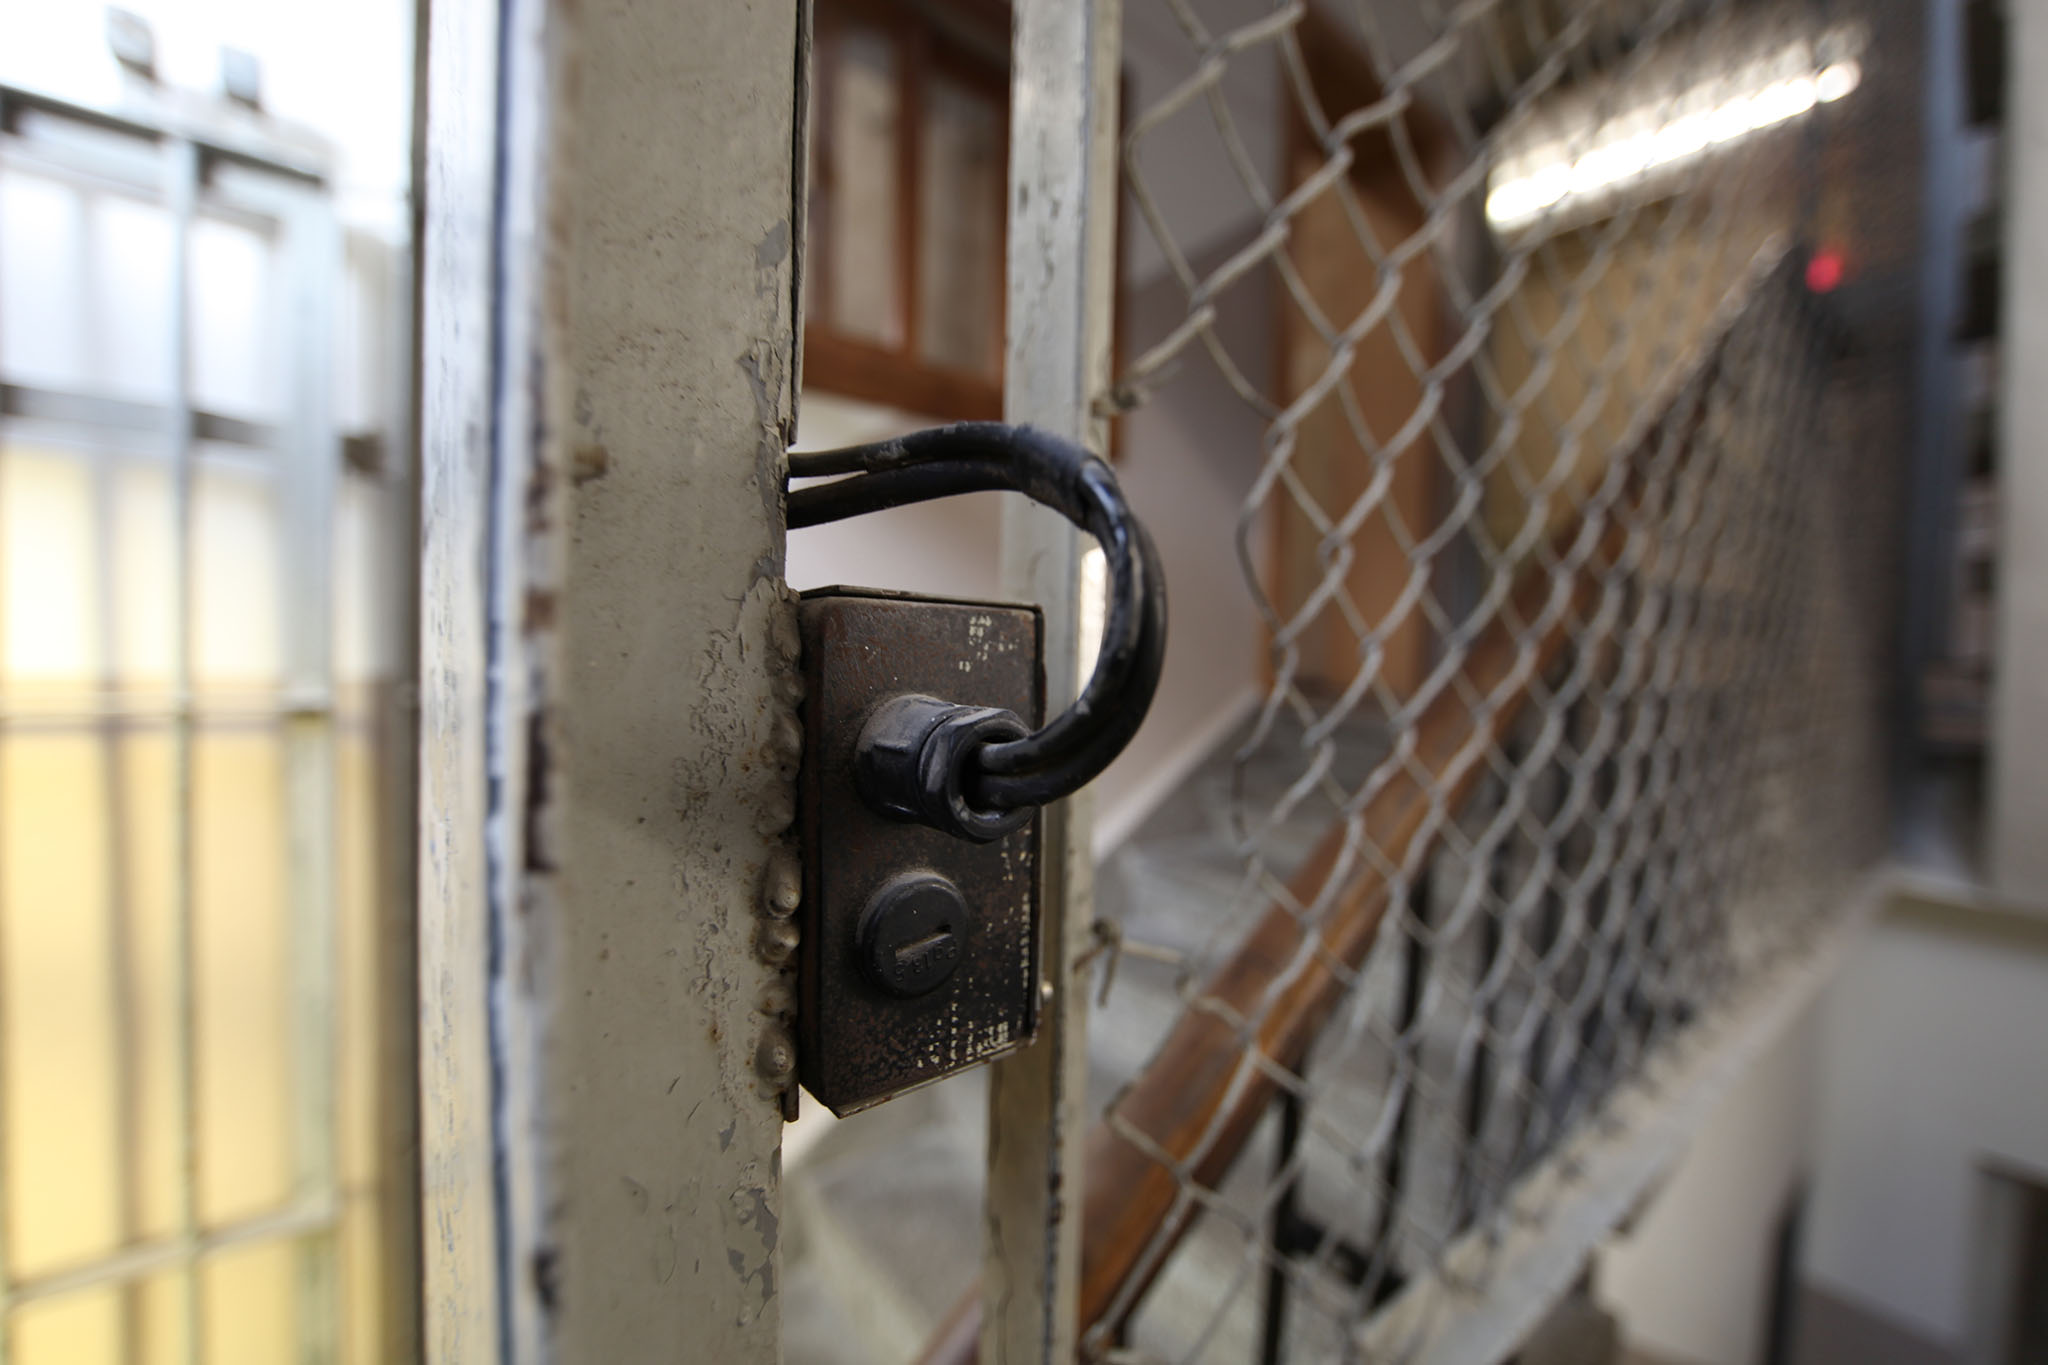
top-left (787, 423), bottom-right (1164, 1114)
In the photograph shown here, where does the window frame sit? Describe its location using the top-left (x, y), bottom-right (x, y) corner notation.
top-left (804, 0), bottom-right (1011, 423)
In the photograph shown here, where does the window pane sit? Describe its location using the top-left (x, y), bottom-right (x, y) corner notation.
top-left (1, 443), bottom-right (101, 696)
top-left (203, 1238), bottom-right (299, 1365)
top-left (137, 1272), bottom-right (192, 1365)
top-left (122, 727), bottom-right (182, 1242)
top-left (918, 73), bottom-right (1004, 377)
top-left (90, 194), bottom-right (177, 402)
top-left (15, 1272), bottom-right (192, 1365)
top-left (194, 725), bottom-right (292, 1226)
top-left (193, 450), bottom-right (282, 699)
top-left (1, 731), bottom-right (119, 1276)
top-left (112, 457), bottom-right (176, 697)
top-left (1, 167), bottom-right (176, 401)
top-left (0, 172), bottom-right (89, 394)
top-left (189, 216), bottom-right (286, 420)
top-left (11, 1286), bottom-right (118, 1365)
top-left (827, 23), bottom-right (903, 346)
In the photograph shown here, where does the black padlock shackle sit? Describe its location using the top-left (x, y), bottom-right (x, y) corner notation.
top-left (787, 422), bottom-right (1166, 818)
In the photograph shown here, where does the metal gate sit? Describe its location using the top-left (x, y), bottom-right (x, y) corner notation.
top-left (877, 1), bottom-right (1901, 1360)
top-left (417, 0), bottom-right (1904, 1360)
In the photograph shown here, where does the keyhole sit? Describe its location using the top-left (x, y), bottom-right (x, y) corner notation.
top-left (858, 874), bottom-right (967, 997)
top-left (895, 925), bottom-right (954, 966)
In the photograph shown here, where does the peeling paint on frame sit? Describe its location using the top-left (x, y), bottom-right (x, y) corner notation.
top-left (418, 0), bottom-right (811, 1359)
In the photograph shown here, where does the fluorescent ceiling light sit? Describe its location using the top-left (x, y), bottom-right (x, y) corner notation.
top-left (1486, 47), bottom-right (1863, 231)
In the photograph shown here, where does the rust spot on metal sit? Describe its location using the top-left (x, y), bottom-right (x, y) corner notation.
top-left (531, 1245), bottom-right (561, 1315)
top-left (524, 709), bottom-right (558, 874)
top-left (756, 916), bottom-right (799, 966)
top-left (571, 441), bottom-right (610, 485)
top-left (756, 980), bottom-right (795, 1019)
top-left (753, 785), bottom-right (796, 837)
top-left (523, 589), bottom-right (558, 633)
top-left (524, 453), bottom-right (556, 536)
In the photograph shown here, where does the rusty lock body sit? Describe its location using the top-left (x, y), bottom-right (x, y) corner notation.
top-left (786, 424), bottom-right (1167, 1116)
top-left (795, 587), bottom-right (1043, 1115)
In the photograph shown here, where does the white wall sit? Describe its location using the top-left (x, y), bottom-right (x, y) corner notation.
top-left (787, 393), bottom-right (1007, 605)
top-left (1085, 248), bottom-right (1270, 841)
top-left (1119, 0), bottom-right (1281, 286)
top-left (1799, 894), bottom-right (2048, 1352)
top-left (1592, 892), bottom-right (2048, 1365)
top-left (1599, 1002), bottom-right (1821, 1365)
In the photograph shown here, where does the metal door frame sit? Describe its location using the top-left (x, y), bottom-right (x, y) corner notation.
top-left (417, 0), bottom-right (809, 1359)
top-left (419, 0), bottom-right (1134, 1358)
top-left (983, 1), bottom-right (1124, 1362)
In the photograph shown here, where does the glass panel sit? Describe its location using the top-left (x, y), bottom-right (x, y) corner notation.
top-left (112, 457), bottom-right (177, 698)
top-left (918, 73), bottom-right (1004, 377)
top-left (0, 172), bottom-right (89, 393)
top-left (11, 1285), bottom-right (118, 1365)
top-left (189, 216), bottom-right (286, 420)
top-left (1, 731), bottom-right (118, 1276)
top-left (202, 1237), bottom-right (298, 1365)
top-left (89, 193), bottom-right (177, 402)
top-left (0, 443), bottom-right (101, 699)
top-left (136, 1271), bottom-right (193, 1365)
top-left (827, 23), bottom-right (903, 346)
top-left (1, 166), bottom-right (175, 401)
top-left (194, 725), bottom-right (291, 1226)
top-left (193, 450), bottom-right (282, 700)
top-left (122, 726), bottom-right (182, 1241)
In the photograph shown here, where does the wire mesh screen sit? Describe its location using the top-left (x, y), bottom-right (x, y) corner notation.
top-left (1084, 1), bottom-right (1898, 1359)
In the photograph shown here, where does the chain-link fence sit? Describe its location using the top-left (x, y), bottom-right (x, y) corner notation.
top-left (1079, 1), bottom-right (1900, 1359)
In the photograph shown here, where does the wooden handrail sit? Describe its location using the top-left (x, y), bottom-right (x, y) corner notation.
top-left (1074, 551), bottom-right (1603, 1335)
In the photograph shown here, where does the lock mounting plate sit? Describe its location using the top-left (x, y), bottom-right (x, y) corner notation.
top-left (796, 587), bottom-right (1042, 1115)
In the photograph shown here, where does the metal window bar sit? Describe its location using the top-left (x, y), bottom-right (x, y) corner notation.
top-left (924, 0), bottom-right (1898, 1358)
top-left (0, 84), bottom-right (354, 1363)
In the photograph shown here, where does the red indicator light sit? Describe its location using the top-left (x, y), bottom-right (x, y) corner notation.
top-left (1806, 249), bottom-right (1845, 293)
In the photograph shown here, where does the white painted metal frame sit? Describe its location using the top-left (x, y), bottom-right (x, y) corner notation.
top-left (983, 2), bottom-right (1124, 1360)
top-left (1989, 0), bottom-right (2048, 909)
top-left (418, 0), bottom-right (809, 1360)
